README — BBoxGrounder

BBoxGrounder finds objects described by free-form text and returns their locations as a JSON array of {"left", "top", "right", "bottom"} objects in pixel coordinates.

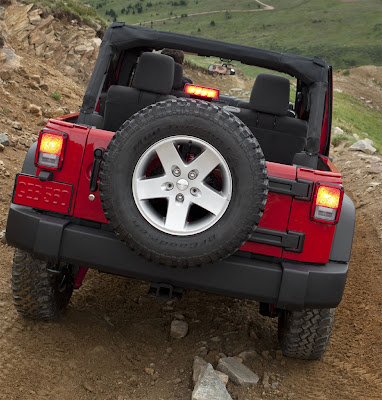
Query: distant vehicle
[
  {"left": 6, "top": 23, "right": 354, "bottom": 361},
  {"left": 208, "top": 63, "right": 236, "bottom": 75}
]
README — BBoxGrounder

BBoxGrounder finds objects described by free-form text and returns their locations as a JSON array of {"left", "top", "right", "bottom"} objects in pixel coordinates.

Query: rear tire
[
  {"left": 278, "top": 308, "right": 335, "bottom": 360},
  {"left": 11, "top": 249, "right": 74, "bottom": 321}
]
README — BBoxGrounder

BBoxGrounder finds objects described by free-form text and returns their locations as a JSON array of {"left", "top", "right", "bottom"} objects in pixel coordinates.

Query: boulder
[
  {"left": 193, "top": 356, "right": 208, "bottom": 385},
  {"left": 349, "top": 140, "right": 376, "bottom": 155},
  {"left": 192, "top": 364, "right": 232, "bottom": 400},
  {"left": 217, "top": 357, "right": 259, "bottom": 387}
]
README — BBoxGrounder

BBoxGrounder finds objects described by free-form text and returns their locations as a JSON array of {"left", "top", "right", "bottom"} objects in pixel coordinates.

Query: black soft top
[{"left": 79, "top": 23, "right": 330, "bottom": 156}]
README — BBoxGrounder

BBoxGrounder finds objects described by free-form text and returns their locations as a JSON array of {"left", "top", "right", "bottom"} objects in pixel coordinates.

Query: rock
[
  {"left": 369, "top": 164, "right": 382, "bottom": 174},
  {"left": 0, "top": 144, "right": 4, "bottom": 152},
  {"left": 0, "top": 7, "right": 5, "bottom": 21},
  {"left": 239, "top": 350, "right": 257, "bottom": 361},
  {"left": 369, "top": 182, "right": 381, "bottom": 187},
  {"left": 262, "top": 372, "right": 270, "bottom": 387},
  {"left": 0, "top": 231, "right": 6, "bottom": 244},
  {"left": 174, "top": 312, "right": 185, "bottom": 320},
  {"left": 74, "top": 45, "right": 89, "bottom": 55},
  {"left": 91, "top": 37, "right": 102, "bottom": 47},
  {"left": 170, "top": 320, "right": 188, "bottom": 339},
  {"left": 275, "top": 350, "right": 283, "bottom": 360},
  {"left": 29, "top": 81, "right": 40, "bottom": 90},
  {"left": 28, "top": 104, "right": 42, "bottom": 115},
  {"left": 216, "top": 371, "right": 229, "bottom": 386},
  {"left": 217, "top": 357, "right": 259, "bottom": 387},
  {"left": 349, "top": 140, "right": 376, "bottom": 155},
  {"left": 173, "top": 378, "right": 182, "bottom": 384},
  {"left": 83, "top": 381, "right": 96, "bottom": 393},
  {"left": 210, "top": 336, "right": 221, "bottom": 343},
  {"left": 262, "top": 350, "right": 272, "bottom": 360},
  {"left": 364, "top": 138, "right": 374, "bottom": 146},
  {"left": 29, "top": 30, "right": 46, "bottom": 46},
  {"left": 12, "top": 121, "right": 22, "bottom": 130},
  {"left": 192, "top": 364, "right": 232, "bottom": 400},
  {"left": 0, "top": 133, "right": 9, "bottom": 146},
  {"left": 144, "top": 367, "right": 155, "bottom": 376},
  {"left": 30, "top": 74, "right": 41, "bottom": 84},
  {"left": 334, "top": 127, "right": 344, "bottom": 135},
  {"left": 198, "top": 346, "right": 208, "bottom": 356},
  {"left": 39, "top": 82, "right": 48, "bottom": 90},
  {"left": 353, "top": 133, "right": 359, "bottom": 140},
  {"left": 44, "top": 108, "right": 64, "bottom": 118},
  {"left": 193, "top": 356, "right": 208, "bottom": 385}
]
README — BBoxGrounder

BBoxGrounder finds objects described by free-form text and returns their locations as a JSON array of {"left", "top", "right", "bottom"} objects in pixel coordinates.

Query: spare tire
[{"left": 100, "top": 99, "right": 268, "bottom": 267}]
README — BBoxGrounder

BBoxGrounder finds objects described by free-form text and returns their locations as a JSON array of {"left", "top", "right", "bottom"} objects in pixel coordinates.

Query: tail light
[
  {"left": 35, "top": 130, "right": 67, "bottom": 170},
  {"left": 184, "top": 84, "right": 219, "bottom": 99},
  {"left": 311, "top": 183, "right": 344, "bottom": 224}
]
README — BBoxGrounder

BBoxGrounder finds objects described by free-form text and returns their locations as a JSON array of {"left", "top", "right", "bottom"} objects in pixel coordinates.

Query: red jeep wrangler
[{"left": 6, "top": 23, "right": 355, "bottom": 360}]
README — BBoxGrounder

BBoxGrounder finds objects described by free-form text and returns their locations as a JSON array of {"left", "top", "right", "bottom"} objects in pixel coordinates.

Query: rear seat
[
  {"left": 103, "top": 52, "right": 176, "bottom": 132},
  {"left": 229, "top": 73, "right": 308, "bottom": 165}
]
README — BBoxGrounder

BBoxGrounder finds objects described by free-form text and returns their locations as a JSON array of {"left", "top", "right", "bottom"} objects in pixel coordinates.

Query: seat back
[
  {"left": 234, "top": 73, "right": 308, "bottom": 164},
  {"left": 103, "top": 53, "right": 175, "bottom": 132}
]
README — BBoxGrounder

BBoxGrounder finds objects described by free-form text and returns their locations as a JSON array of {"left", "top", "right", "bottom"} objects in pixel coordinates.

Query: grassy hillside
[
  {"left": 332, "top": 91, "right": 382, "bottom": 152},
  {"left": 82, "top": 0, "right": 382, "bottom": 69}
]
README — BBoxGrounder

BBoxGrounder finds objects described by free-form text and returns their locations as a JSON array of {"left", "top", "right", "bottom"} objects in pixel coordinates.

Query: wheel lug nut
[
  {"left": 173, "top": 167, "right": 181, "bottom": 177},
  {"left": 176, "top": 193, "right": 184, "bottom": 202},
  {"left": 188, "top": 170, "right": 198, "bottom": 180}
]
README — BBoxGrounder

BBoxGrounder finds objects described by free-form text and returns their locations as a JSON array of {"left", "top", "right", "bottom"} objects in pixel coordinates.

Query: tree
[{"left": 210, "top": 20, "right": 215, "bottom": 27}]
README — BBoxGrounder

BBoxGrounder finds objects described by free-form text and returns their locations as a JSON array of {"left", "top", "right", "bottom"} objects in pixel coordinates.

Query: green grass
[
  {"left": 82, "top": 0, "right": 382, "bottom": 69},
  {"left": 52, "top": 90, "right": 62, "bottom": 101},
  {"left": 332, "top": 91, "right": 382, "bottom": 151}
]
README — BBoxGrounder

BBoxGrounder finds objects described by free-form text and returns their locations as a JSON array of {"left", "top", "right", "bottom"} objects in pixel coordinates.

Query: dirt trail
[
  {"left": 137, "top": 0, "right": 274, "bottom": 26},
  {"left": 1, "top": 4, "right": 382, "bottom": 399}
]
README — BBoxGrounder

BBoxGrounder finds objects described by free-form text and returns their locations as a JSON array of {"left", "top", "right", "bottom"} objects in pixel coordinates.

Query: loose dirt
[{"left": 1, "top": 6, "right": 382, "bottom": 399}]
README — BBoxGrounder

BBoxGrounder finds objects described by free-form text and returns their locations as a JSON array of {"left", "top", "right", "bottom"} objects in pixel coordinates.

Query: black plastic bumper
[{"left": 5, "top": 204, "right": 348, "bottom": 310}]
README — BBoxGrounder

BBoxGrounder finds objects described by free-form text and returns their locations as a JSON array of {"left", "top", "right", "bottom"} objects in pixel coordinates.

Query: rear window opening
[{"left": 83, "top": 46, "right": 330, "bottom": 170}]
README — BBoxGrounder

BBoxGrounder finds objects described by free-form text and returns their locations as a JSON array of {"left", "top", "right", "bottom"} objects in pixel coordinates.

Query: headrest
[
  {"left": 173, "top": 62, "right": 184, "bottom": 90},
  {"left": 132, "top": 52, "right": 175, "bottom": 94},
  {"left": 250, "top": 73, "right": 290, "bottom": 116}
]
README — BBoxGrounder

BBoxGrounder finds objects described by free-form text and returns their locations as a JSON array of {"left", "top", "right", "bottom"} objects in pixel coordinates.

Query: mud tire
[
  {"left": 278, "top": 308, "right": 336, "bottom": 360},
  {"left": 11, "top": 249, "right": 74, "bottom": 321}
]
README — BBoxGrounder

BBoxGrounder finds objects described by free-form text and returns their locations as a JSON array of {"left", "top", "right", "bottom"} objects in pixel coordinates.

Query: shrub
[{"left": 52, "top": 91, "right": 62, "bottom": 101}]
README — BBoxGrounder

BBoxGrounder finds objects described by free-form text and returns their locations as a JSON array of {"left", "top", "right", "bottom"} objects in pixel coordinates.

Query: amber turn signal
[
  {"left": 311, "top": 183, "right": 344, "bottom": 224},
  {"left": 35, "top": 130, "right": 67, "bottom": 170},
  {"left": 40, "top": 133, "right": 64, "bottom": 156}
]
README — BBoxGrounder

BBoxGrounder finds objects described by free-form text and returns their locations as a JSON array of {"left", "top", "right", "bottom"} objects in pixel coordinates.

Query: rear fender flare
[
  {"left": 329, "top": 194, "right": 355, "bottom": 263},
  {"left": 21, "top": 142, "right": 38, "bottom": 175}
]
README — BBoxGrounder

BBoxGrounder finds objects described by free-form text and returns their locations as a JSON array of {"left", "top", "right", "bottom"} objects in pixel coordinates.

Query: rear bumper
[{"left": 5, "top": 204, "right": 348, "bottom": 310}]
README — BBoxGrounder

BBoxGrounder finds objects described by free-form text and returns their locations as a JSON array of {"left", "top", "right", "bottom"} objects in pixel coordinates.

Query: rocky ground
[{"left": 1, "top": 2, "right": 382, "bottom": 399}]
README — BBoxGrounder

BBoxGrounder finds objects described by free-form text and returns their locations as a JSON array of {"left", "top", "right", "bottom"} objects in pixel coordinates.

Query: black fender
[
  {"left": 329, "top": 194, "right": 355, "bottom": 263},
  {"left": 21, "top": 142, "right": 37, "bottom": 175}
]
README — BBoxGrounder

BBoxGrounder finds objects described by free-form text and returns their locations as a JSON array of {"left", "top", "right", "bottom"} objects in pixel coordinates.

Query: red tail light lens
[
  {"left": 184, "top": 84, "right": 219, "bottom": 99},
  {"left": 311, "top": 183, "right": 344, "bottom": 224},
  {"left": 35, "top": 130, "right": 67, "bottom": 170}
]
